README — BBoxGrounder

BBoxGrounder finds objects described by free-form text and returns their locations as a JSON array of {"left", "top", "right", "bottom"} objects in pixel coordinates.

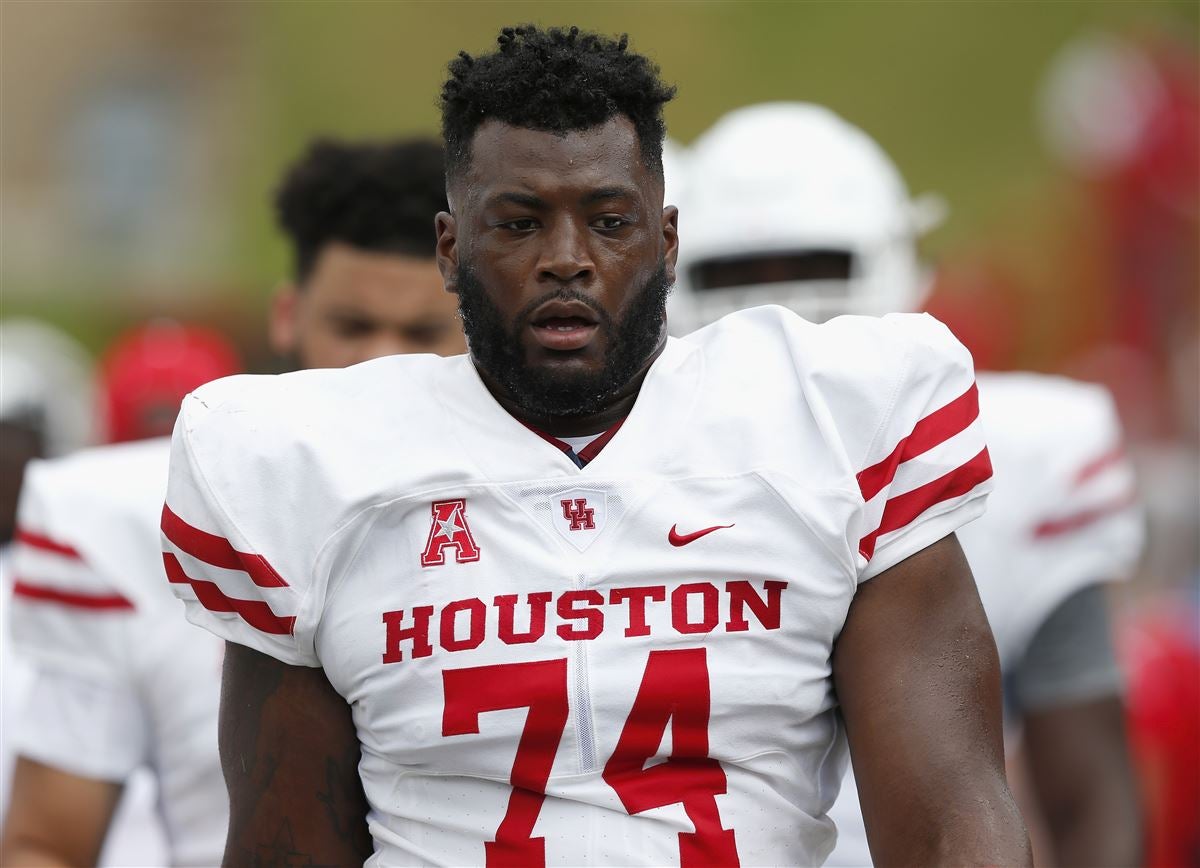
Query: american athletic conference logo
[
  {"left": 420, "top": 499, "right": 481, "bottom": 567},
  {"left": 551, "top": 487, "right": 607, "bottom": 552}
]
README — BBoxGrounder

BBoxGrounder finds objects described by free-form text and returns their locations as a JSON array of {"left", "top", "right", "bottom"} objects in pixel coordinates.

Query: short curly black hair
[
  {"left": 441, "top": 25, "right": 676, "bottom": 183},
  {"left": 274, "top": 138, "right": 447, "bottom": 283}
]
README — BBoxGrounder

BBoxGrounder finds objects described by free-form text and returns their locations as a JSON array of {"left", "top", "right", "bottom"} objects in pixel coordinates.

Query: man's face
[
  {"left": 270, "top": 242, "right": 466, "bottom": 370},
  {"left": 436, "top": 116, "right": 678, "bottom": 417}
]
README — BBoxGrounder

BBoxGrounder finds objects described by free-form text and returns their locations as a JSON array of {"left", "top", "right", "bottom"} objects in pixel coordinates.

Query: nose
[{"left": 537, "top": 218, "right": 593, "bottom": 284}]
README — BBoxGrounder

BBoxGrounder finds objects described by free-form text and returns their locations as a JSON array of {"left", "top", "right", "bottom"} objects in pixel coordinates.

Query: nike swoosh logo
[{"left": 668, "top": 523, "right": 734, "bottom": 547}]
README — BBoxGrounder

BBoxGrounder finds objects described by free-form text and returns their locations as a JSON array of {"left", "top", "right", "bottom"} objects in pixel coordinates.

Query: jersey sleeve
[
  {"left": 1026, "top": 387, "right": 1143, "bottom": 590},
  {"left": 161, "top": 386, "right": 320, "bottom": 667},
  {"left": 850, "top": 314, "right": 993, "bottom": 581},
  {"left": 9, "top": 462, "right": 150, "bottom": 780},
  {"left": 1006, "top": 384, "right": 1144, "bottom": 655},
  {"left": 14, "top": 670, "right": 149, "bottom": 782},
  {"left": 1008, "top": 584, "right": 1124, "bottom": 713}
]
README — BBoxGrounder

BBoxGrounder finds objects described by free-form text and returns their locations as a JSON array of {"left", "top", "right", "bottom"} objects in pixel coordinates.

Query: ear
[
  {"left": 268, "top": 284, "right": 301, "bottom": 357},
  {"left": 662, "top": 204, "right": 680, "bottom": 287},
  {"left": 435, "top": 211, "right": 460, "bottom": 295}
]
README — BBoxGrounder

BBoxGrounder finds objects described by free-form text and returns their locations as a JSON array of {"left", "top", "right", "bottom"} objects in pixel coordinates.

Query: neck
[{"left": 475, "top": 333, "right": 666, "bottom": 437}]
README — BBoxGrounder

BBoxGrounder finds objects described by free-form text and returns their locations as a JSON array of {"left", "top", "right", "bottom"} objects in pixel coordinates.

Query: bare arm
[
  {"left": 1024, "top": 695, "right": 1140, "bottom": 866},
  {"left": 219, "top": 641, "right": 372, "bottom": 866},
  {"left": 1009, "top": 584, "right": 1140, "bottom": 866},
  {"left": 833, "top": 533, "right": 1031, "bottom": 866},
  {"left": 0, "top": 757, "right": 122, "bottom": 867}
]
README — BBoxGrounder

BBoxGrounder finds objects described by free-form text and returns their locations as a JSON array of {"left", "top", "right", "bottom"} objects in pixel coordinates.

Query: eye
[
  {"left": 499, "top": 218, "right": 538, "bottom": 232},
  {"left": 403, "top": 324, "right": 449, "bottom": 347},
  {"left": 592, "top": 215, "right": 628, "bottom": 231},
  {"left": 332, "top": 318, "right": 374, "bottom": 338}
]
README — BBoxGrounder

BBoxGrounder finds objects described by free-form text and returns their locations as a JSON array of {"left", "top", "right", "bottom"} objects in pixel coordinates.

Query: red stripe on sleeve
[
  {"left": 161, "top": 505, "right": 288, "bottom": 589},
  {"left": 859, "top": 447, "right": 993, "bottom": 561},
  {"left": 163, "top": 553, "right": 295, "bottom": 636},
  {"left": 857, "top": 383, "right": 981, "bottom": 503},
  {"left": 15, "top": 528, "right": 84, "bottom": 561},
  {"left": 1072, "top": 446, "right": 1127, "bottom": 488},
  {"left": 1033, "top": 490, "right": 1138, "bottom": 539},
  {"left": 12, "top": 579, "right": 134, "bottom": 611}
]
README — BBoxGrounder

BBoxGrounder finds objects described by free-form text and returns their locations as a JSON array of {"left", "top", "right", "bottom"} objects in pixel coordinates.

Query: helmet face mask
[{"left": 669, "top": 102, "right": 941, "bottom": 334}]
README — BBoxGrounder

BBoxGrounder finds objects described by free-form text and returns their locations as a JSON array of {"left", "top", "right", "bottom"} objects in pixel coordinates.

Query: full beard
[{"left": 456, "top": 260, "right": 672, "bottom": 420}]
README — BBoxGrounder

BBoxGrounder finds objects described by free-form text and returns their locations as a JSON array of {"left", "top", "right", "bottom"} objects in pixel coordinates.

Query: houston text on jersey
[{"left": 382, "top": 580, "right": 789, "bottom": 664}]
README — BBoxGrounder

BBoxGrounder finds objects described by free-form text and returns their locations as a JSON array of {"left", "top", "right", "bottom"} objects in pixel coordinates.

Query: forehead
[
  {"left": 306, "top": 244, "right": 448, "bottom": 314},
  {"left": 460, "top": 116, "right": 654, "bottom": 205}
]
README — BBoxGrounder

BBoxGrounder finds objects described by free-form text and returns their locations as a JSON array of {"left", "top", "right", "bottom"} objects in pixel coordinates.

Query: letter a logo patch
[{"left": 420, "top": 499, "right": 481, "bottom": 567}]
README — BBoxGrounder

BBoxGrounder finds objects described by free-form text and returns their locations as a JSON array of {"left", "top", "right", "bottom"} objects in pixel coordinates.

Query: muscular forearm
[
  {"left": 915, "top": 775, "right": 1032, "bottom": 867},
  {"left": 0, "top": 837, "right": 77, "bottom": 868},
  {"left": 857, "top": 757, "right": 1031, "bottom": 867},
  {"left": 0, "top": 758, "right": 120, "bottom": 867},
  {"left": 1027, "top": 699, "right": 1142, "bottom": 867},
  {"left": 837, "top": 535, "right": 1032, "bottom": 867},
  {"left": 1047, "top": 804, "right": 1141, "bottom": 868},
  {"left": 220, "top": 642, "right": 373, "bottom": 866}
]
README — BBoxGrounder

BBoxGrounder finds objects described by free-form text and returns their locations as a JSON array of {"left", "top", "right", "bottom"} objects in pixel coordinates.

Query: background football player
[
  {"left": 0, "top": 136, "right": 463, "bottom": 866},
  {"left": 671, "top": 102, "right": 1144, "bottom": 867},
  {"left": 162, "top": 26, "right": 1030, "bottom": 866}
]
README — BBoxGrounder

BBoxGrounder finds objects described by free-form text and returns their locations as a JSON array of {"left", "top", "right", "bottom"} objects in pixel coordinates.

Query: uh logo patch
[{"left": 551, "top": 487, "right": 607, "bottom": 552}]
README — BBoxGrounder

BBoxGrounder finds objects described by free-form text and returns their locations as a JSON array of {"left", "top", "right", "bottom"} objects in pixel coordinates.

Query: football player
[
  {"left": 0, "top": 137, "right": 460, "bottom": 866},
  {"left": 672, "top": 102, "right": 1144, "bottom": 866},
  {"left": 163, "top": 26, "right": 1030, "bottom": 866}
]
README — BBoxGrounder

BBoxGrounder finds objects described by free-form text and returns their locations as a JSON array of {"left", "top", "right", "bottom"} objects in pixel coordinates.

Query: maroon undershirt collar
[{"left": 520, "top": 417, "right": 627, "bottom": 468}]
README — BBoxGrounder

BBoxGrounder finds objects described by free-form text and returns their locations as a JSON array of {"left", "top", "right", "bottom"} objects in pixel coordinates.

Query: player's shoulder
[
  {"left": 16, "top": 437, "right": 173, "bottom": 609},
  {"left": 683, "top": 306, "right": 974, "bottom": 438},
  {"left": 684, "top": 305, "right": 970, "bottom": 382},
  {"left": 169, "top": 354, "right": 461, "bottom": 584},
  {"left": 182, "top": 353, "right": 444, "bottom": 436},
  {"left": 976, "top": 371, "right": 1121, "bottom": 461},
  {"left": 178, "top": 354, "right": 454, "bottom": 470},
  {"left": 22, "top": 436, "right": 171, "bottom": 528},
  {"left": 26, "top": 435, "right": 170, "bottom": 491},
  {"left": 679, "top": 306, "right": 982, "bottom": 501},
  {"left": 165, "top": 358, "right": 454, "bottom": 668},
  {"left": 978, "top": 371, "right": 1117, "bottom": 426}
]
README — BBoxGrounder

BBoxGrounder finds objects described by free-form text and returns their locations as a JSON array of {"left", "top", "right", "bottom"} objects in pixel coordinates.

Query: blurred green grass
[
  {"left": 3, "top": 0, "right": 1194, "bottom": 356},
  {"left": 235, "top": 0, "right": 1192, "bottom": 282}
]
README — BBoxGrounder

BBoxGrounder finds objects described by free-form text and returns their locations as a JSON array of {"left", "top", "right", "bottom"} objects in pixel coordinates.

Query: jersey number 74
[{"left": 442, "top": 647, "right": 741, "bottom": 867}]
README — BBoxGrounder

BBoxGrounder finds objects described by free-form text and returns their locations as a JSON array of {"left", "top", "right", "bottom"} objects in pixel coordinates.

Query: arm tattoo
[
  {"left": 316, "top": 739, "right": 369, "bottom": 844},
  {"left": 220, "top": 643, "right": 373, "bottom": 865}
]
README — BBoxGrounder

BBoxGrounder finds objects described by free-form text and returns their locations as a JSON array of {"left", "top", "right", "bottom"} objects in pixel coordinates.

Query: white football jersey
[
  {"left": 163, "top": 306, "right": 992, "bottom": 867},
  {"left": 10, "top": 438, "right": 226, "bottom": 866},
  {"left": 826, "top": 372, "right": 1144, "bottom": 867},
  {"left": 3, "top": 553, "right": 167, "bottom": 868}
]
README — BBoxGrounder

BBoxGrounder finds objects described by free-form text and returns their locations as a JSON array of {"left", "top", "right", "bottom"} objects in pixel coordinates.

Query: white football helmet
[
  {"left": 670, "top": 102, "right": 945, "bottom": 334},
  {"left": 661, "top": 136, "right": 689, "bottom": 213},
  {"left": 0, "top": 318, "right": 96, "bottom": 456}
]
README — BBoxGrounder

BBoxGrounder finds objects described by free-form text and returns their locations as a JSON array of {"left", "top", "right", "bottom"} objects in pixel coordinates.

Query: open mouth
[{"left": 528, "top": 300, "right": 600, "bottom": 351}]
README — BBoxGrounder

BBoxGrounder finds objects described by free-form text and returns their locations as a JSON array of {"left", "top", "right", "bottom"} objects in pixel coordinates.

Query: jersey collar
[
  {"left": 520, "top": 418, "right": 627, "bottom": 468},
  {"left": 437, "top": 337, "right": 702, "bottom": 482}
]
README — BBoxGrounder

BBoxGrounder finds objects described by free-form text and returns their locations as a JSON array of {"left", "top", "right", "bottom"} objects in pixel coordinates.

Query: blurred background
[
  {"left": 1, "top": 2, "right": 1194, "bottom": 365},
  {"left": 1, "top": 0, "right": 1196, "bottom": 863},
  {"left": 5, "top": 0, "right": 1195, "bottom": 576}
]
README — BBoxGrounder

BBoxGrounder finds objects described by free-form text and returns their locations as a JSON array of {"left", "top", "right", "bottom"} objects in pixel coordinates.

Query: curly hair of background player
[{"left": 274, "top": 139, "right": 448, "bottom": 282}]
